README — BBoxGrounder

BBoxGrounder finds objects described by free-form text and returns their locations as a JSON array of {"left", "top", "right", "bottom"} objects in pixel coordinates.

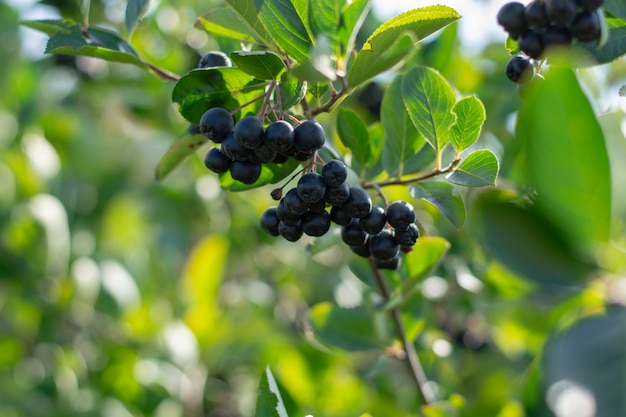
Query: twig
[
  {"left": 362, "top": 158, "right": 461, "bottom": 190},
  {"left": 145, "top": 63, "right": 180, "bottom": 82}
]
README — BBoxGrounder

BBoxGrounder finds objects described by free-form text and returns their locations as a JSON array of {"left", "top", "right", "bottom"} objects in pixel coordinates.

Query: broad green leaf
[
  {"left": 402, "top": 66, "right": 456, "bottom": 158},
  {"left": 542, "top": 307, "right": 626, "bottom": 417},
  {"left": 125, "top": 0, "right": 151, "bottom": 37},
  {"left": 516, "top": 67, "right": 611, "bottom": 244},
  {"left": 308, "top": 302, "right": 384, "bottom": 351},
  {"left": 225, "top": 0, "right": 274, "bottom": 46},
  {"left": 347, "top": 5, "right": 460, "bottom": 87},
  {"left": 19, "top": 19, "right": 74, "bottom": 36},
  {"left": 310, "top": 0, "right": 344, "bottom": 50},
  {"left": 291, "top": 0, "right": 315, "bottom": 44},
  {"left": 278, "top": 72, "right": 307, "bottom": 110},
  {"left": 338, "top": 0, "right": 370, "bottom": 58},
  {"left": 336, "top": 108, "right": 370, "bottom": 174},
  {"left": 171, "top": 68, "right": 266, "bottom": 124},
  {"left": 219, "top": 159, "right": 299, "bottom": 191},
  {"left": 410, "top": 181, "right": 465, "bottom": 227},
  {"left": 230, "top": 51, "right": 286, "bottom": 80},
  {"left": 447, "top": 149, "right": 498, "bottom": 187},
  {"left": 605, "top": 0, "right": 626, "bottom": 21},
  {"left": 194, "top": 8, "right": 256, "bottom": 43},
  {"left": 254, "top": 0, "right": 313, "bottom": 63},
  {"left": 401, "top": 237, "right": 450, "bottom": 294},
  {"left": 255, "top": 366, "right": 289, "bottom": 417},
  {"left": 381, "top": 74, "right": 426, "bottom": 177},
  {"left": 155, "top": 131, "right": 208, "bottom": 182},
  {"left": 449, "top": 96, "right": 486, "bottom": 153}
]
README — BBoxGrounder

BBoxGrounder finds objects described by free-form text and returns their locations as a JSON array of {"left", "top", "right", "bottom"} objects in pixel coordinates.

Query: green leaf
[
  {"left": 254, "top": 366, "right": 289, "bottom": 417},
  {"left": 347, "top": 5, "right": 460, "bottom": 87},
  {"left": 224, "top": 0, "right": 274, "bottom": 46},
  {"left": 219, "top": 159, "right": 299, "bottom": 191},
  {"left": 229, "top": 51, "right": 286, "bottom": 80},
  {"left": 575, "top": 22, "right": 626, "bottom": 64},
  {"left": 310, "top": 0, "right": 345, "bottom": 49},
  {"left": 505, "top": 36, "right": 520, "bottom": 55},
  {"left": 381, "top": 74, "right": 426, "bottom": 177},
  {"left": 308, "top": 302, "right": 384, "bottom": 351},
  {"left": 155, "top": 132, "right": 208, "bottom": 182},
  {"left": 19, "top": 19, "right": 74, "bottom": 36},
  {"left": 449, "top": 96, "right": 486, "bottom": 153},
  {"left": 336, "top": 108, "right": 370, "bottom": 174},
  {"left": 402, "top": 66, "right": 456, "bottom": 156},
  {"left": 338, "top": 0, "right": 370, "bottom": 58},
  {"left": 447, "top": 149, "right": 499, "bottom": 187},
  {"left": 410, "top": 181, "right": 465, "bottom": 227},
  {"left": 516, "top": 66, "right": 611, "bottom": 244},
  {"left": 254, "top": 0, "right": 313, "bottom": 63},
  {"left": 125, "top": 0, "right": 151, "bottom": 37},
  {"left": 171, "top": 68, "right": 267, "bottom": 124},
  {"left": 365, "top": 122, "right": 384, "bottom": 180},
  {"left": 291, "top": 0, "right": 316, "bottom": 45},
  {"left": 194, "top": 8, "right": 256, "bottom": 43},
  {"left": 278, "top": 72, "right": 307, "bottom": 110},
  {"left": 401, "top": 237, "right": 450, "bottom": 293},
  {"left": 605, "top": 0, "right": 626, "bottom": 21}
]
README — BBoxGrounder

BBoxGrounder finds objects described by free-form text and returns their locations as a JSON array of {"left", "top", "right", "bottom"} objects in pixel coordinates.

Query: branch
[
  {"left": 146, "top": 62, "right": 181, "bottom": 82},
  {"left": 305, "top": 86, "right": 349, "bottom": 120},
  {"left": 362, "top": 158, "right": 461, "bottom": 190}
]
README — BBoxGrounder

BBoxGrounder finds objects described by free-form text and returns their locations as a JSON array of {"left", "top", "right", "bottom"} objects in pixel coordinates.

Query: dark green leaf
[
  {"left": 224, "top": 0, "right": 274, "bottom": 46},
  {"left": 365, "top": 122, "right": 384, "bottom": 180},
  {"left": 605, "top": 0, "right": 626, "bottom": 21},
  {"left": 516, "top": 66, "right": 611, "bottom": 244},
  {"left": 254, "top": 366, "right": 289, "bottom": 417},
  {"left": 309, "top": 302, "right": 384, "bottom": 351},
  {"left": 194, "top": 8, "right": 256, "bottom": 43},
  {"left": 347, "top": 5, "right": 460, "bottom": 87},
  {"left": 171, "top": 68, "right": 267, "bottom": 124},
  {"left": 447, "top": 149, "right": 498, "bottom": 187},
  {"left": 575, "top": 22, "right": 626, "bottom": 64},
  {"left": 310, "top": 0, "right": 345, "bottom": 49},
  {"left": 278, "top": 72, "right": 307, "bottom": 110},
  {"left": 291, "top": 0, "right": 315, "bottom": 44},
  {"left": 381, "top": 74, "right": 426, "bottom": 177},
  {"left": 337, "top": 0, "right": 370, "bottom": 58},
  {"left": 450, "top": 96, "right": 486, "bottom": 153},
  {"left": 19, "top": 19, "right": 74, "bottom": 36},
  {"left": 336, "top": 108, "right": 370, "bottom": 174},
  {"left": 254, "top": 0, "right": 313, "bottom": 63},
  {"left": 219, "top": 159, "right": 299, "bottom": 191},
  {"left": 125, "top": 0, "right": 151, "bottom": 37},
  {"left": 155, "top": 132, "right": 208, "bottom": 182},
  {"left": 410, "top": 181, "right": 465, "bottom": 227},
  {"left": 230, "top": 51, "right": 286, "bottom": 80}
]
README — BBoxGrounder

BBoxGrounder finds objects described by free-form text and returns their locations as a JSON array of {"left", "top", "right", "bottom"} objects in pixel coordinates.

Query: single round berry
[
  {"left": 297, "top": 172, "right": 327, "bottom": 204},
  {"left": 360, "top": 206, "right": 387, "bottom": 235},
  {"left": 199, "top": 108, "right": 234, "bottom": 143},
  {"left": 525, "top": 1, "right": 550, "bottom": 29},
  {"left": 198, "top": 51, "right": 232, "bottom": 68},
  {"left": 272, "top": 153, "right": 290, "bottom": 164},
  {"left": 518, "top": 31, "right": 544, "bottom": 59},
  {"left": 341, "top": 220, "right": 368, "bottom": 246},
  {"left": 394, "top": 223, "right": 420, "bottom": 246},
  {"left": 369, "top": 230, "right": 400, "bottom": 261},
  {"left": 277, "top": 200, "right": 300, "bottom": 226},
  {"left": 322, "top": 159, "right": 348, "bottom": 187},
  {"left": 309, "top": 199, "right": 327, "bottom": 213},
  {"left": 293, "top": 120, "right": 326, "bottom": 153},
  {"left": 386, "top": 201, "right": 416, "bottom": 231},
  {"left": 575, "top": 0, "right": 604, "bottom": 12},
  {"left": 278, "top": 221, "right": 303, "bottom": 242},
  {"left": 234, "top": 116, "right": 264, "bottom": 149},
  {"left": 221, "top": 132, "right": 251, "bottom": 161},
  {"left": 283, "top": 188, "right": 309, "bottom": 216},
  {"left": 350, "top": 239, "right": 371, "bottom": 258},
  {"left": 330, "top": 205, "right": 352, "bottom": 226},
  {"left": 374, "top": 255, "right": 400, "bottom": 270},
  {"left": 253, "top": 141, "right": 278, "bottom": 163},
  {"left": 260, "top": 207, "right": 280, "bottom": 236},
  {"left": 571, "top": 11, "right": 601, "bottom": 42},
  {"left": 204, "top": 147, "right": 232, "bottom": 174},
  {"left": 301, "top": 211, "right": 331, "bottom": 237},
  {"left": 293, "top": 151, "right": 314, "bottom": 162},
  {"left": 265, "top": 120, "right": 295, "bottom": 153},
  {"left": 341, "top": 187, "right": 372, "bottom": 219},
  {"left": 230, "top": 160, "right": 261, "bottom": 184},
  {"left": 323, "top": 182, "right": 350, "bottom": 206},
  {"left": 505, "top": 56, "right": 534, "bottom": 84},
  {"left": 543, "top": 26, "right": 573, "bottom": 49},
  {"left": 497, "top": 2, "right": 527, "bottom": 39},
  {"left": 546, "top": 0, "right": 578, "bottom": 26}
]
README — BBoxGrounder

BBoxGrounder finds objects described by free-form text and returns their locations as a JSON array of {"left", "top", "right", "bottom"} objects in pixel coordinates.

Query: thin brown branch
[
  {"left": 305, "top": 87, "right": 349, "bottom": 120},
  {"left": 146, "top": 63, "right": 180, "bottom": 82},
  {"left": 362, "top": 158, "right": 461, "bottom": 190}
]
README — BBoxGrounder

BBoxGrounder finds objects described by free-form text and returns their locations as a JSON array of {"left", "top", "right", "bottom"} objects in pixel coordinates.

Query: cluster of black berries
[
  {"left": 497, "top": 0, "right": 604, "bottom": 83},
  {"left": 260, "top": 160, "right": 420, "bottom": 270},
  {"left": 201, "top": 109, "right": 326, "bottom": 184}
]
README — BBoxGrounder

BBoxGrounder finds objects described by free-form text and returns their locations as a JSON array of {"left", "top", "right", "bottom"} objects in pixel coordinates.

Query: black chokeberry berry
[
  {"left": 394, "top": 223, "right": 420, "bottom": 246},
  {"left": 277, "top": 200, "right": 300, "bottom": 226},
  {"left": 230, "top": 160, "right": 261, "bottom": 184},
  {"left": 221, "top": 132, "right": 251, "bottom": 161},
  {"left": 283, "top": 188, "right": 309, "bottom": 216},
  {"left": 309, "top": 199, "right": 327, "bottom": 213},
  {"left": 199, "top": 107, "right": 234, "bottom": 143},
  {"left": 369, "top": 230, "right": 400, "bottom": 261},
  {"left": 297, "top": 172, "right": 326, "bottom": 204},
  {"left": 571, "top": 11, "right": 601, "bottom": 42},
  {"left": 518, "top": 31, "right": 545, "bottom": 59},
  {"left": 253, "top": 141, "right": 278, "bottom": 163},
  {"left": 198, "top": 51, "right": 232, "bottom": 68},
  {"left": 341, "top": 220, "right": 368, "bottom": 246},
  {"left": 497, "top": 2, "right": 527, "bottom": 39},
  {"left": 204, "top": 147, "right": 232, "bottom": 174},
  {"left": 374, "top": 255, "right": 400, "bottom": 270},
  {"left": 323, "top": 182, "right": 350, "bottom": 206},
  {"left": 575, "top": 0, "right": 604, "bottom": 12},
  {"left": 301, "top": 211, "right": 331, "bottom": 237},
  {"left": 272, "top": 153, "right": 290, "bottom": 164},
  {"left": 386, "top": 201, "right": 416, "bottom": 231},
  {"left": 260, "top": 207, "right": 280, "bottom": 236},
  {"left": 350, "top": 239, "right": 371, "bottom": 258},
  {"left": 525, "top": 1, "right": 550, "bottom": 29},
  {"left": 265, "top": 120, "right": 295, "bottom": 153},
  {"left": 360, "top": 206, "right": 387, "bottom": 235},
  {"left": 505, "top": 56, "right": 534, "bottom": 84},
  {"left": 543, "top": 26, "right": 573, "bottom": 49},
  {"left": 342, "top": 187, "right": 372, "bottom": 219},
  {"left": 293, "top": 120, "right": 326, "bottom": 153},
  {"left": 546, "top": 0, "right": 578, "bottom": 26},
  {"left": 330, "top": 205, "right": 352, "bottom": 226},
  {"left": 278, "top": 221, "right": 303, "bottom": 242},
  {"left": 322, "top": 159, "right": 348, "bottom": 187},
  {"left": 234, "top": 116, "right": 264, "bottom": 149}
]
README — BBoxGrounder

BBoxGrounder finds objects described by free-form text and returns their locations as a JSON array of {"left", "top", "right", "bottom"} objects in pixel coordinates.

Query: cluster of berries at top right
[{"left": 497, "top": 0, "right": 604, "bottom": 83}]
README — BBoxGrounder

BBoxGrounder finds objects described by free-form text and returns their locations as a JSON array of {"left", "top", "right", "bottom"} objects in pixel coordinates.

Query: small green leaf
[
  {"left": 255, "top": 366, "right": 289, "bottom": 417},
  {"left": 336, "top": 108, "right": 370, "bottom": 174},
  {"left": 171, "top": 68, "right": 267, "bottom": 124},
  {"left": 605, "top": 0, "right": 626, "bottom": 21},
  {"left": 401, "top": 237, "right": 450, "bottom": 293},
  {"left": 194, "top": 8, "right": 256, "bottom": 43},
  {"left": 402, "top": 66, "right": 456, "bottom": 155},
  {"left": 155, "top": 132, "right": 208, "bottom": 182},
  {"left": 410, "top": 181, "right": 465, "bottom": 227},
  {"left": 19, "top": 19, "right": 75, "bottom": 36},
  {"left": 125, "top": 0, "right": 151, "bottom": 38},
  {"left": 224, "top": 0, "right": 274, "bottom": 46},
  {"left": 450, "top": 96, "right": 486, "bottom": 153},
  {"left": 505, "top": 36, "right": 520, "bottom": 55},
  {"left": 278, "top": 72, "right": 307, "bottom": 110},
  {"left": 447, "top": 149, "right": 499, "bottom": 187},
  {"left": 230, "top": 51, "right": 286, "bottom": 80},
  {"left": 309, "top": 302, "right": 384, "bottom": 351},
  {"left": 219, "top": 159, "right": 299, "bottom": 191},
  {"left": 347, "top": 5, "right": 460, "bottom": 87}
]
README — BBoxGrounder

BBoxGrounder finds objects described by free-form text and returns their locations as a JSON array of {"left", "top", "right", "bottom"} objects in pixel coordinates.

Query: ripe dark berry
[
  {"left": 505, "top": 56, "right": 534, "bottom": 84},
  {"left": 199, "top": 108, "right": 234, "bottom": 143},
  {"left": 221, "top": 132, "right": 251, "bottom": 161},
  {"left": 297, "top": 172, "right": 326, "bottom": 204},
  {"left": 546, "top": 0, "right": 577, "bottom": 26},
  {"left": 277, "top": 200, "right": 300, "bottom": 226},
  {"left": 394, "top": 223, "right": 420, "bottom": 246},
  {"left": 293, "top": 151, "right": 314, "bottom": 162},
  {"left": 575, "top": 0, "right": 604, "bottom": 12},
  {"left": 309, "top": 199, "right": 327, "bottom": 213},
  {"left": 341, "top": 220, "right": 367, "bottom": 246},
  {"left": 360, "top": 206, "right": 387, "bottom": 235},
  {"left": 265, "top": 120, "right": 294, "bottom": 153},
  {"left": 278, "top": 221, "right": 303, "bottom": 242},
  {"left": 374, "top": 255, "right": 400, "bottom": 270},
  {"left": 571, "top": 11, "right": 601, "bottom": 42},
  {"left": 234, "top": 116, "right": 264, "bottom": 149},
  {"left": 283, "top": 188, "right": 309, "bottom": 216},
  {"left": 188, "top": 124, "right": 201, "bottom": 135},
  {"left": 525, "top": 1, "right": 550, "bottom": 29},
  {"left": 497, "top": 2, "right": 527, "bottom": 39},
  {"left": 260, "top": 207, "right": 280, "bottom": 236},
  {"left": 198, "top": 51, "right": 232, "bottom": 68},
  {"left": 323, "top": 182, "right": 350, "bottom": 206},
  {"left": 322, "top": 159, "right": 348, "bottom": 187},
  {"left": 293, "top": 120, "right": 326, "bottom": 153},
  {"left": 253, "top": 141, "right": 278, "bottom": 163},
  {"left": 350, "top": 239, "right": 371, "bottom": 258},
  {"left": 330, "top": 205, "right": 352, "bottom": 226},
  {"left": 230, "top": 160, "right": 261, "bottom": 184},
  {"left": 518, "top": 31, "right": 544, "bottom": 59},
  {"left": 272, "top": 153, "right": 290, "bottom": 164},
  {"left": 204, "top": 147, "right": 232, "bottom": 174},
  {"left": 368, "top": 230, "right": 400, "bottom": 261},
  {"left": 301, "top": 211, "right": 331, "bottom": 237},
  {"left": 543, "top": 26, "right": 573, "bottom": 49},
  {"left": 386, "top": 201, "right": 416, "bottom": 231},
  {"left": 342, "top": 187, "right": 372, "bottom": 219}
]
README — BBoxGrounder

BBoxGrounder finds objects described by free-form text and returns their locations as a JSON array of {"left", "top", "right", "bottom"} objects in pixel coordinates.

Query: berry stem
[
  {"left": 368, "top": 258, "right": 436, "bottom": 405},
  {"left": 362, "top": 158, "right": 461, "bottom": 190}
]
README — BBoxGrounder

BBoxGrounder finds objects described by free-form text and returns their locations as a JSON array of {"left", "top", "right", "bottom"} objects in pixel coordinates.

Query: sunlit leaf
[
  {"left": 155, "top": 131, "right": 208, "bottom": 182},
  {"left": 447, "top": 149, "right": 498, "bottom": 187},
  {"left": 230, "top": 50, "right": 286, "bottom": 80},
  {"left": 19, "top": 19, "right": 74, "bottom": 36},
  {"left": 255, "top": 366, "right": 289, "bottom": 417},
  {"left": 336, "top": 108, "right": 370, "bottom": 171},
  {"left": 224, "top": 0, "right": 274, "bottom": 46},
  {"left": 338, "top": 0, "right": 370, "bottom": 58},
  {"left": 310, "top": 0, "right": 345, "bottom": 49},
  {"left": 605, "top": 0, "right": 626, "bottom": 21},
  {"left": 194, "top": 8, "right": 256, "bottom": 43},
  {"left": 401, "top": 237, "right": 450, "bottom": 295},
  {"left": 125, "top": 0, "right": 151, "bottom": 37},
  {"left": 449, "top": 96, "right": 486, "bottom": 153},
  {"left": 410, "top": 181, "right": 465, "bottom": 227}
]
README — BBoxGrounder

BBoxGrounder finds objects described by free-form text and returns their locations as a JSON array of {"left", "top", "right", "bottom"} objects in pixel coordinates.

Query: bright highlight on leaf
[
  {"left": 450, "top": 96, "right": 486, "bottom": 153},
  {"left": 229, "top": 51, "right": 286, "bottom": 80},
  {"left": 447, "top": 149, "right": 498, "bottom": 187},
  {"left": 255, "top": 366, "right": 290, "bottom": 417},
  {"left": 125, "top": 0, "right": 151, "bottom": 38}
]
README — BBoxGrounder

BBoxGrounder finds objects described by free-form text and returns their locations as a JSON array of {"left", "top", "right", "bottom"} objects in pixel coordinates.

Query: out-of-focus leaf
[
  {"left": 219, "top": 159, "right": 299, "bottom": 191},
  {"left": 125, "top": 0, "right": 151, "bottom": 37},
  {"left": 336, "top": 108, "right": 370, "bottom": 174},
  {"left": 575, "top": 21, "right": 626, "bottom": 64},
  {"left": 224, "top": 0, "right": 274, "bottom": 45},
  {"left": 365, "top": 122, "right": 384, "bottom": 180},
  {"left": 194, "top": 8, "right": 256, "bottom": 43},
  {"left": 411, "top": 181, "right": 465, "bottom": 228},
  {"left": 230, "top": 50, "right": 286, "bottom": 80},
  {"left": 403, "top": 237, "right": 451, "bottom": 286},
  {"left": 19, "top": 19, "right": 74, "bottom": 36},
  {"left": 505, "top": 36, "right": 520, "bottom": 55},
  {"left": 447, "top": 149, "right": 499, "bottom": 187},
  {"left": 155, "top": 132, "right": 208, "bottom": 182},
  {"left": 278, "top": 72, "right": 307, "bottom": 110},
  {"left": 337, "top": 0, "right": 370, "bottom": 57},
  {"left": 310, "top": 0, "right": 345, "bottom": 49},
  {"left": 605, "top": 0, "right": 626, "bottom": 22},
  {"left": 449, "top": 96, "right": 486, "bottom": 154},
  {"left": 255, "top": 366, "right": 289, "bottom": 417}
]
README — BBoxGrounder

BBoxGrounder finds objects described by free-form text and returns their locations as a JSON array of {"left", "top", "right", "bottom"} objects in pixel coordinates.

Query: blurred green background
[{"left": 2, "top": 1, "right": 626, "bottom": 416}]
